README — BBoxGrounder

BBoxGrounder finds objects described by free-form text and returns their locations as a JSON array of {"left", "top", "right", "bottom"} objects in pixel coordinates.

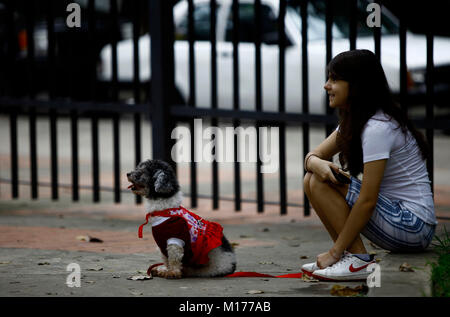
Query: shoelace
[{"left": 326, "top": 254, "right": 353, "bottom": 270}]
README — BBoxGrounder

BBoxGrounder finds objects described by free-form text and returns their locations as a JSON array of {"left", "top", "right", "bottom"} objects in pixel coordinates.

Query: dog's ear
[{"left": 153, "top": 170, "right": 174, "bottom": 194}]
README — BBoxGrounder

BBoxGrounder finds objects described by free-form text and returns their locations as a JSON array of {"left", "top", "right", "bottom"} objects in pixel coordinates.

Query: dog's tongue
[{"left": 128, "top": 184, "right": 134, "bottom": 189}]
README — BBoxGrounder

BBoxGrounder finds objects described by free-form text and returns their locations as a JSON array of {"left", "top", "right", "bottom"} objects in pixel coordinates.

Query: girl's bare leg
[
  {"left": 304, "top": 172, "right": 338, "bottom": 242},
  {"left": 304, "top": 172, "right": 367, "bottom": 254}
]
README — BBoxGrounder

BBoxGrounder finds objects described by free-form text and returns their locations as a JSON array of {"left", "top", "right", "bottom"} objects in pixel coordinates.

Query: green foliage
[{"left": 430, "top": 226, "right": 450, "bottom": 297}]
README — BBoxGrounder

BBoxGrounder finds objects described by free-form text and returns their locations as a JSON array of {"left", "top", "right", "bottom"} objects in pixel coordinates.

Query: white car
[{"left": 98, "top": 0, "right": 450, "bottom": 114}]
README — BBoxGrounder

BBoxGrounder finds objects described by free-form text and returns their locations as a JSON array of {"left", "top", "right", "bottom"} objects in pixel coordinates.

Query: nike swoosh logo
[{"left": 349, "top": 263, "right": 370, "bottom": 272}]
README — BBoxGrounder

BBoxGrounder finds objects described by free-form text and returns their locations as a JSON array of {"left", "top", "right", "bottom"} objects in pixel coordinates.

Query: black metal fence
[{"left": 0, "top": 0, "right": 448, "bottom": 217}]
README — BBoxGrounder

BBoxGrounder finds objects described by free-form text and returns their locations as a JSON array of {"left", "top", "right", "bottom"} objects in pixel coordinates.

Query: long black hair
[{"left": 327, "top": 49, "right": 429, "bottom": 176}]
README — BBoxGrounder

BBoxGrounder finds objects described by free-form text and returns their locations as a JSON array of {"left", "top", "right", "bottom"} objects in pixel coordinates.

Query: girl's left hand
[{"left": 316, "top": 251, "right": 340, "bottom": 269}]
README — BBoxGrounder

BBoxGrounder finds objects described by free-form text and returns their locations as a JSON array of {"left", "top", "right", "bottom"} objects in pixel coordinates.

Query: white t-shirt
[{"left": 358, "top": 110, "right": 436, "bottom": 225}]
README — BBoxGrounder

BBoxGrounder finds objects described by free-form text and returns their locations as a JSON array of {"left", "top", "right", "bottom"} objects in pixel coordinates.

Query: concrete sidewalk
[{"left": 0, "top": 199, "right": 447, "bottom": 297}]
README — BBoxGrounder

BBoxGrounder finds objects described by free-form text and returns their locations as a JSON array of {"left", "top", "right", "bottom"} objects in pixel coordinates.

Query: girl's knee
[
  {"left": 303, "top": 172, "right": 313, "bottom": 197},
  {"left": 309, "top": 172, "right": 326, "bottom": 189},
  {"left": 303, "top": 172, "right": 312, "bottom": 187}
]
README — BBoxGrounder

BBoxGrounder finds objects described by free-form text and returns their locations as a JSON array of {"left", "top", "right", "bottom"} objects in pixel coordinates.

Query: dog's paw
[
  {"left": 151, "top": 265, "right": 168, "bottom": 277},
  {"left": 160, "top": 268, "right": 183, "bottom": 279}
]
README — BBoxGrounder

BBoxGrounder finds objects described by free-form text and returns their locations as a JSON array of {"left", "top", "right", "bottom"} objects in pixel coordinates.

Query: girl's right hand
[{"left": 308, "top": 156, "right": 340, "bottom": 184}]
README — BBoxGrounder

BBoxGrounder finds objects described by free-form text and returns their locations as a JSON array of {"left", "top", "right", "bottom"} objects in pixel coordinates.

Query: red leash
[
  {"left": 146, "top": 263, "right": 303, "bottom": 278},
  {"left": 225, "top": 272, "right": 303, "bottom": 278}
]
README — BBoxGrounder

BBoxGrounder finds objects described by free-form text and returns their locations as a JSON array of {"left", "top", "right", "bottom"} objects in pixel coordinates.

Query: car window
[
  {"left": 287, "top": 0, "right": 399, "bottom": 40},
  {"left": 175, "top": 2, "right": 221, "bottom": 41},
  {"left": 224, "top": 2, "right": 292, "bottom": 46}
]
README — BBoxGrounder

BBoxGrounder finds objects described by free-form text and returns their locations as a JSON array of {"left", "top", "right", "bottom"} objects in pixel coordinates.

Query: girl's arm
[
  {"left": 305, "top": 130, "right": 341, "bottom": 184},
  {"left": 308, "top": 130, "right": 340, "bottom": 160},
  {"left": 330, "top": 159, "right": 387, "bottom": 257}
]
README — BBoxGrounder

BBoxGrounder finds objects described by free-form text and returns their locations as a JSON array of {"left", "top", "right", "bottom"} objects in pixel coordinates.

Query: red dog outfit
[{"left": 138, "top": 206, "right": 224, "bottom": 266}]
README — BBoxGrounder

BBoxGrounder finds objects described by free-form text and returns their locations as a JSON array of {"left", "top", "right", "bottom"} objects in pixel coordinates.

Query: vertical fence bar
[
  {"left": 111, "top": 0, "right": 119, "bottom": 102},
  {"left": 5, "top": 0, "right": 18, "bottom": 198},
  {"left": 0, "top": 9, "right": 4, "bottom": 97},
  {"left": 349, "top": 0, "right": 357, "bottom": 50},
  {"left": 149, "top": 0, "right": 176, "bottom": 167},
  {"left": 69, "top": 0, "right": 79, "bottom": 202},
  {"left": 232, "top": 0, "right": 241, "bottom": 211},
  {"left": 68, "top": 0, "right": 74, "bottom": 99},
  {"left": 325, "top": 0, "right": 334, "bottom": 137},
  {"left": 70, "top": 108, "right": 79, "bottom": 201},
  {"left": 254, "top": 0, "right": 264, "bottom": 213},
  {"left": 88, "top": 0, "right": 97, "bottom": 101},
  {"left": 3, "top": 0, "right": 13, "bottom": 96},
  {"left": 278, "top": 0, "right": 287, "bottom": 215},
  {"left": 3, "top": 0, "right": 14, "bottom": 197},
  {"left": 210, "top": 0, "right": 219, "bottom": 210},
  {"left": 111, "top": 0, "right": 121, "bottom": 203},
  {"left": 188, "top": 0, "right": 198, "bottom": 208},
  {"left": 113, "top": 112, "right": 121, "bottom": 203},
  {"left": 91, "top": 116, "right": 100, "bottom": 202},
  {"left": 301, "top": 0, "right": 310, "bottom": 216},
  {"left": 10, "top": 111, "right": 18, "bottom": 198},
  {"left": 373, "top": 0, "right": 381, "bottom": 61},
  {"left": 47, "top": 0, "right": 58, "bottom": 200},
  {"left": 89, "top": 0, "right": 99, "bottom": 202},
  {"left": 399, "top": 10, "right": 407, "bottom": 112},
  {"left": 133, "top": 0, "right": 142, "bottom": 205},
  {"left": 26, "top": 0, "right": 38, "bottom": 199},
  {"left": 426, "top": 32, "right": 434, "bottom": 192}
]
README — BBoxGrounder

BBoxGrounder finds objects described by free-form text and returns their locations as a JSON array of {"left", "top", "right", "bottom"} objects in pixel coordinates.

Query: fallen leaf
[
  {"left": 76, "top": 235, "right": 90, "bottom": 242},
  {"left": 127, "top": 275, "right": 152, "bottom": 281},
  {"left": 259, "top": 261, "right": 274, "bottom": 265},
  {"left": 230, "top": 242, "right": 239, "bottom": 248},
  {"left": 300, "top": 255, "right": 309, "bottom": 259},
  {"left": 87, "top": 266, "right": 103, "bottom": 271},
  {"left": 330, "top": 284, "right": 368, "bottom": 297},
  {"left": 85, "top": 281, "right": 95, "bottom": 284},
  {"left": 112, "top": 275, "right": 121, "bottom": 279},
  {"left": 239, "top": 235, "right": 251, "bottom": 238},
  {"left": 38, "top": 262, "right": 50, "bottom": 265},
  {"left": 247, "top": 290, "right": 264, "bottom": 294},
  {"left": 76, "top": 235, "right": 103, "bottom": 243},
  {"left": 301, "top": 274, "right": 319, "bottom": 282},
  {"left": 0, "top": 261, "right": 11, "bottom": 265},
  {"left": 399, "top": 262, "right": 414, "bottom": 272},
  {"left": 130, "top": 291, "right": 143, "bottom": 296},
  {"left": 261, "top": 228, "right": 270, "bottom": 232},
  {"left": 89, "top": 237, "right": 103, "bottom": 243}
]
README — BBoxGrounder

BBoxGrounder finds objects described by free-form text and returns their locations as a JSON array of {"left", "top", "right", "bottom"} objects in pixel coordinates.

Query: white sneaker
[
  {"left": 301, "top": 251, "right": 351, "bottom": 276},
  {"left": 311, "top": 253, "right": 375, "bottom": 281},
  {"left": 301, "top": 262, "right": 319, "bottom": 277}
]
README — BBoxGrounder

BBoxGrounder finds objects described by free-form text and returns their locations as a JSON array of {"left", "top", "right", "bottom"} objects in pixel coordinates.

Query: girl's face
[{"left": 324, "top": 75, "right": 349, "bottom": 109}]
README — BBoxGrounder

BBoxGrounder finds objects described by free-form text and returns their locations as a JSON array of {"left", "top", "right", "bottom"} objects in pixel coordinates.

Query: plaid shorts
[{"left": 345, "top": 177, "right": 436, "bottom": 252}]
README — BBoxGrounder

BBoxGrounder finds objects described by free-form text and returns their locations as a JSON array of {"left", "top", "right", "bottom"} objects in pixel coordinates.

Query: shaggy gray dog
[{"left": 127, "top": 159, "right": 236, "bottom": 278}]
